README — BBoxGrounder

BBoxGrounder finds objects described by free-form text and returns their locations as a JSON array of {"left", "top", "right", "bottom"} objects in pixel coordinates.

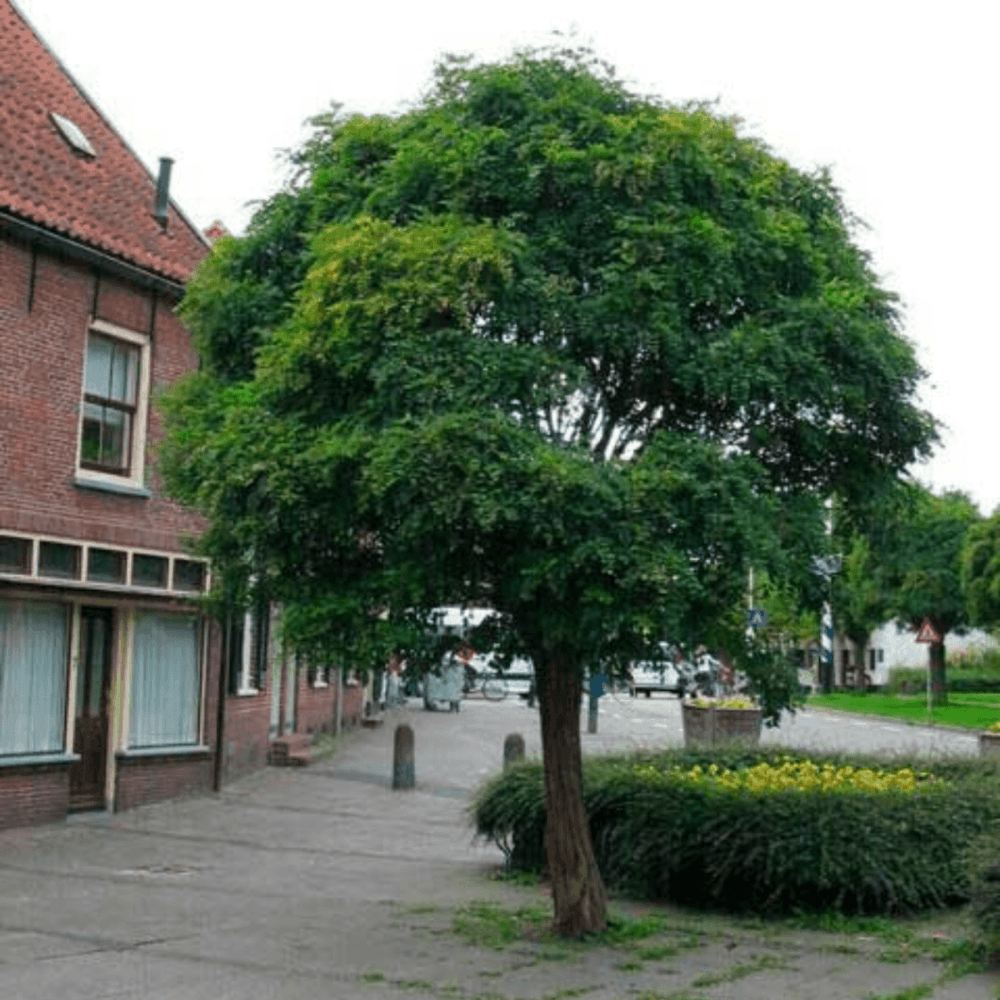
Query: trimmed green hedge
[{"left": 471, "top": 746, "right": 1000, "bottom": 916}]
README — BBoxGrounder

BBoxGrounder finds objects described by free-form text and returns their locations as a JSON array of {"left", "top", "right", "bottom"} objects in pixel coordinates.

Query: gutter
[{"left": 0, "top": 209, "right": 186, "bottom": 298}]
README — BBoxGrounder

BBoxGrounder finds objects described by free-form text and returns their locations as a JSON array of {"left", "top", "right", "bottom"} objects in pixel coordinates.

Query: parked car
[
  {"left": 629, "top": 645, "right": 724, "bottom": 697},
  {"left": 629, "top": 643, "right": 687, "bottom": 697}
]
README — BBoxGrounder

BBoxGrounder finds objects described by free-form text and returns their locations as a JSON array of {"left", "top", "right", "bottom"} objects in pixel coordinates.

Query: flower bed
[{"left": 471, "top": 747, "right": 1000, "bottom": 916}]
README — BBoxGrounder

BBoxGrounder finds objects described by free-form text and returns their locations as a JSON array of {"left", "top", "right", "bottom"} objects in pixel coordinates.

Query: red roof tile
[{"left": 0, "top": 1, "right": 208, "bottom": 283}]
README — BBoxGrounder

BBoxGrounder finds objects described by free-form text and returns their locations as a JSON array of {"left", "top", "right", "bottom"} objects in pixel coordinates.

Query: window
[
  {"left": 129, "top": 614, "right": 200, "bottom": 748},
  {"left": 87, "top": 547, "right": 126, "bottom": 584},
  {"left": 173, "top": 559, "right": 206, "bottom": 592},
  {"left": 81, "top": 333, "right": 139, "bottom": 474},
  {"left": 0, "top": 600, "right": 69, "bottom": 755},
  {"left": 132, "top": 553, "right": 168, "bottom": 588},
  {"left": 77, "top": 320, "right": 151, "bottom": 490},
  {"left": 38, "top": 541, "right": 81, "bottom": 579},
  {"left": 0, "top": 536, "right": 31, "bottom": 574},
  {"left": 227, "top": 599, "right": 269, "bottom": 696}
]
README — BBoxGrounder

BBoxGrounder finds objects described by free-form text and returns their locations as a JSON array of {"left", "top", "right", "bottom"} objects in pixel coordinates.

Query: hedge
[{"left": 470, "top": 746, "right": 1000, "bottom": 916}]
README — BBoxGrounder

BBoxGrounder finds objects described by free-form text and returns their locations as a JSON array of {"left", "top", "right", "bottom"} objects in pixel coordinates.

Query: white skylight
[{"left": 50, "top": 111, "right": 96, "bottom": 157}]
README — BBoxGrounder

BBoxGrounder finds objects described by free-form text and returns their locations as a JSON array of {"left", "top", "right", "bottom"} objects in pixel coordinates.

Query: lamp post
[{"left": 810, "top": 555, "right": 841, "bottom": 693}]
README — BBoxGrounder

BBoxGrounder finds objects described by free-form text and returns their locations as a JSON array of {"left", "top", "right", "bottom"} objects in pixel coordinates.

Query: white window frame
[
  {"left": 76, "top": 317, "right": 152, "bottom": 492},
  {"left": 236, "top": 608, "right": 257, "bottom": 695}
]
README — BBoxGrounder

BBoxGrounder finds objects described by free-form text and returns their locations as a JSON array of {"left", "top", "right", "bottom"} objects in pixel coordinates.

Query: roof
[{"left": 0, "top": 0, "right": 208, "bottom": 284}]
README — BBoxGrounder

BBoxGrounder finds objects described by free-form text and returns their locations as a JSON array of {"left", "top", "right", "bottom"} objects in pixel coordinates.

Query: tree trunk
[
  {"left": 929, "top": 637, "right": 947, "bottom": 707},
  {"left": 848, "top": 632, "right": 869, "bottom": 690},
  {"left": 536, "top": 653, "right": 607, "bottom": 937}
]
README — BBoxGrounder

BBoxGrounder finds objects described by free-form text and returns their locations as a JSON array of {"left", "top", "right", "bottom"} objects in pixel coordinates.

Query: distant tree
[
  {"left": 160, "top": 46, "right": 938, "bottom": 935},
  {"left": 961, "top": 509, "right": 1000, "bottom": 629},
  {"left": 882, "top": 486, "right": 982, "bottom": 704}
]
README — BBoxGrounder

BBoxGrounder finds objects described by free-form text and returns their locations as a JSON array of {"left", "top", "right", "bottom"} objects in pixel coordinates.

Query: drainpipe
[{"left": 212, "top": 609, "right": 230, "bottom": 793}]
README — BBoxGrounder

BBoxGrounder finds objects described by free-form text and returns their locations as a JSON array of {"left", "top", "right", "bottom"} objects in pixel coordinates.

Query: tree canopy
[{"left": 159, "top": 46, "right": 939, "bottom": 935}]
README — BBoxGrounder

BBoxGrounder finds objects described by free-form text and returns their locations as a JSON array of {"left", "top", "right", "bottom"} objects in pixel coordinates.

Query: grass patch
[
  {"left": 451, "top": 900, "right": 552, "bottom": 950},
  {"left": 690, "top": 953, "right": 789, "bottom": 986},
  {"left": 636, "top": 943, "right": 681, "bottom": 960},
  {"left": 864, "top": 984, "right": 934, "bottom": 1000},
  {"left": 397, "top": 980, "right": 434, "bottom": 992},
  {"left": 541, "top": 989, "right": 593, "bottom": 999},
  {"left": 405, "top": 903, "right": 439, "bottom": 914},
  {"left": 615, "top": 959, "right": 644, "bottom": 971},
  {"left": 808, "top": 692, "right": 1000, "bottom": 729},
  {"left": 358, "top": 967, "right": 386, "bottom": 983}
]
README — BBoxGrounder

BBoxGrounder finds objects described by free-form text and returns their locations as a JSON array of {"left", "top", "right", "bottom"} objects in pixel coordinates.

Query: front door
[{"left": 69, "top": 608, "right": 113, "bottom": 811}]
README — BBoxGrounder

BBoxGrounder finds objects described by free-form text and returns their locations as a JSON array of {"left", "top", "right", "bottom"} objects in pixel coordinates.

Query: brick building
[{"left": 0, "top": 0, "right": 318, "bottom": 828}]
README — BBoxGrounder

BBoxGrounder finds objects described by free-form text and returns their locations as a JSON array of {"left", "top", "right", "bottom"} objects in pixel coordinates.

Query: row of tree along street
[{"left": 158, "top": 45, "right": 983, "bottom": 935}]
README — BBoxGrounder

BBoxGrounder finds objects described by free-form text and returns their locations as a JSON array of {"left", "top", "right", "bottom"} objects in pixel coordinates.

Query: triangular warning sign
[{"left": 915, "top": 619, "right": 941, "bottom": 644}]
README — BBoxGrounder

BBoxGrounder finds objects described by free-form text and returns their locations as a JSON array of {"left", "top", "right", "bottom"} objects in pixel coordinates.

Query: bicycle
[{"left": 481, "top": 675, "right": 508, "bottom": 701}]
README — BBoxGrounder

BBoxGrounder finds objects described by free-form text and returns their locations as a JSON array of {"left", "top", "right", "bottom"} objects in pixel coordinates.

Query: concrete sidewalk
[{"left": 0, "top": 700, "right": 996, "bottom": 999}]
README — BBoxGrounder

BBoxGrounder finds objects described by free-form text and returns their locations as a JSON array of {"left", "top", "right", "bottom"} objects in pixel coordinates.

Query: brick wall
[
  {"left": 221, "top": 689, "right": 272, "bottom": 781},
  {"left": 295, "top": 674, "right": 336, "bottom": 735},
  {"left": 114, "top": 753, "right": 214, "bottom": 812},
  {"left": 0, "top": 763, "right": 70, "bottom": 830},
  {"left": 295, "top": 674, "right": 365, "bottom": 734},
  {"left": 0, "top": 234, "right": 205, "bottom": 552}
]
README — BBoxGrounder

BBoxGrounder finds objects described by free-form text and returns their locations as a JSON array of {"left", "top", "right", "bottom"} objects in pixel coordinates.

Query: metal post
[{"left": 588, "top": 690, "right": 598, "bottom": 733}]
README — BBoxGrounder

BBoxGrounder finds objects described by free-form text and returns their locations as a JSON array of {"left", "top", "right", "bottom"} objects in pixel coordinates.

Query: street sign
[
  {"left": 747, "top": 607, "right": 768, "bottom": 629},
  {"left": 589, "top": 673, "right": 608, "bottom": 699},
  {"left": 915, "top": 619, "right": 941, "bottom": 644}
]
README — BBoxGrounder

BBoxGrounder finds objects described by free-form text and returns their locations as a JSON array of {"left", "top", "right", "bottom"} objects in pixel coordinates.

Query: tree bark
[{"left": 536, "top": 653, "right": 607, "bottom": 937}]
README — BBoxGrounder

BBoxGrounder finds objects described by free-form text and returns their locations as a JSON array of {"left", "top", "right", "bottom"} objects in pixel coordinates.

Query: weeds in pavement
[
  {"left": 540, "top": 989, "right": 593, "bottom": 999},
  {"left": 397, "top": 980, "right": 434, "bottom": 991},
  {"left": 864, "top": 984, "right": 934, "bottom": 1000},
  {"left": 358, "top": 967, "right": 386, "bottom": 983},
  {"left": 615, "top": 959, "right": 644, "bottom": 971},
  {"left": 690, "top": 954, "right": 790, "bottom": 987},
  {"left": 452, "top": 900, "right": 552, "bottom": 949},
  {"left": 406, "top": 904, "right": 439, "bottom": 914}
]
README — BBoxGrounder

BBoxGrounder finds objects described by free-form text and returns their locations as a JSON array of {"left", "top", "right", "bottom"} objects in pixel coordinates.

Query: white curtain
[
  {"left": 130, "top": 614, "right": 200, "bottom": 748},
  {"left": 0, "top": 600, "right": 68, "bottom": 755}
]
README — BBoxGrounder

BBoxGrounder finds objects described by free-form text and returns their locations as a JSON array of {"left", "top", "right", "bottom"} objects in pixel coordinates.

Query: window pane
[
  {"left": 132, "top": 554, "right": 167, "bottom": 588},
  {"left": 38, "top": 542, "right": 81, "bottom": 579},
  {"left": 173, "top": 560, "right": 205, "bottom": 592},
  {"left": 87, "top": 548, "right": 126, "bottom": 584},
  {"left": 0, "top": 536, "right": 31, "bottom": 574},
  {"left": 109, "top": 342, "right": 138, "bottom": 405},
  {"left": 0, "top": 600, "right": 68, "bottom": 755},
  {"left": 86, "top": 334, "right": 138, "bottom": 405},
  {"left": 100, "top": 408, "right": 130, "bottom": 470},
  {"left": 85, "top": 335, "right": 113, "bottom": 398},
  {"left": 130, "top": 614, "right": 200, "bottom": 748},
  {"left": 81, "top": 404, "right": 131, "bottom": 471},
  {"left": 81, "top": 403, "right": 103, "bottom": 464}
]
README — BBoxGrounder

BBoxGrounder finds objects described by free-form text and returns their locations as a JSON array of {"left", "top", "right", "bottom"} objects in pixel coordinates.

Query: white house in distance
[{"left": 821, "top": 621, "right": 1000, "bottom": 689}]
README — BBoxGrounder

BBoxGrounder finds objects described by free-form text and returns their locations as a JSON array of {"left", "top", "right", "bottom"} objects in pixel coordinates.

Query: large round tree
[{"left": 160, "top": 47, "right": 937, "bottom": 935}]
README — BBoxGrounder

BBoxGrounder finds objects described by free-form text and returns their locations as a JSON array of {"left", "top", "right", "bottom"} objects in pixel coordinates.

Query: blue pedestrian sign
[
  {"left": 589, "top": 673, "right": 609, "bottom": 699},
  {"left": 747, "top": 607, "right": 768, "bottom": 629}
]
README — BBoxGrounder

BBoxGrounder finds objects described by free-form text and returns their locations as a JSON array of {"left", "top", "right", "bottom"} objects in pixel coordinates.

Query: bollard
[
  {"left": 392, "top": 724, "right": 415, "bottom": 790},
  {"left": 503, "top": 733, "right": 525, "bottom": 769}
]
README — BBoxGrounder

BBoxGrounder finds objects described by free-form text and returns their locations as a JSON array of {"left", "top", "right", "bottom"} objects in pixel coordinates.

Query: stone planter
[
  {"left": 682, "top": 702, "right": 763, "bottom": 746},
  {"left": 979, "top": 731, "right": 1000, "bottom": 757}
]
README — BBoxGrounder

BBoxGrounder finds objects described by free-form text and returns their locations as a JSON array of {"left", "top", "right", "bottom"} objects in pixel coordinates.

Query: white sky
[{"left": 14, "top": 0, "right": 999, "bottom": 514}]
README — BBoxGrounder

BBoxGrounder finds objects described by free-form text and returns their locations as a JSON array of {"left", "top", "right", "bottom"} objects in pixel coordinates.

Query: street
[{"left": 0, "top": 697, "right": 990, "bottom": 1000}]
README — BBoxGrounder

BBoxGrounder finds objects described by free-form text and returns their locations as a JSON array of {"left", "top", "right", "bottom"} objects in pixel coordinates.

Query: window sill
[
  {"left": 0, "top": 752, "right": 80, "bottom": 768},
  {"left": 74, "top": 476, "right": 151, "bottom": 499},
  {"left": 117, "top": 745, "right": 211, "bottom": 759},
  {"left": 235, "top": 687, "right": 260, "bottom": 697}
]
